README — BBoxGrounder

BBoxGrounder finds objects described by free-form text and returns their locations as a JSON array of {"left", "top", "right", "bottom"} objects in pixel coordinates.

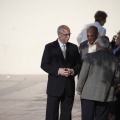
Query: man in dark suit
[
  {"left": 79, "top": 26, "right": 98, "bottom": 61},
  {"left": 41, "top": 25, "right": 81, "bottom": 120},
  {"left": 76, "top": 36, "right": 120, "bottom": 120}
]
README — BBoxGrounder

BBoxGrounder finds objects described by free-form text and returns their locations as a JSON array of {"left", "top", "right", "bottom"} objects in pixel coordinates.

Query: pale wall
[{"left": 0, "top": 0, "right": 120, "bottom": 74}]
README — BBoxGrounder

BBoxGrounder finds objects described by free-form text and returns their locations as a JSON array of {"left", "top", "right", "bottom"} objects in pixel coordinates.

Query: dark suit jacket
[
  {"left": 79, "top": 40, "right": 89, "bottom": 60},
  {"left": 114, "top": 47, "right": 120, "bottom": 59},
  {"left": 110, "top": 40, "right": 120, "bottom": 56},
  {"left": 41, "top": 40, "right": 81, "bottom": 97}
]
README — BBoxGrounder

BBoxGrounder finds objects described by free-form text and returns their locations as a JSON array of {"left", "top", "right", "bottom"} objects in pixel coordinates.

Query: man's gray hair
[
  {"left": 57, "top": 25, "right": 70, "bottom": 33},
  {"left": 96, "top": 36, "right": 110, "bottom": 48}
]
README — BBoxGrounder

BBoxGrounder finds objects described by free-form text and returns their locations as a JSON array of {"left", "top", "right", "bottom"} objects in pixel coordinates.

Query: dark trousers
[
  {"left": 81, "top": 99, "right": 109, "bottom": 120},
  {"left": 115, "top": 99, "right": 120, "bottom": 120},
  {"left": 108, "top": 99, "right": 120, "bottom": 120},
  {"left": 46, "top": 93, "right": 74, "bottom": 120}
]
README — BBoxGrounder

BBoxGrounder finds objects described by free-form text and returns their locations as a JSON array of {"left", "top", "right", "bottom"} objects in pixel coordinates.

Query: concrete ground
[{"left": 0, "top": 74, "right": 81, "bottom": 120}]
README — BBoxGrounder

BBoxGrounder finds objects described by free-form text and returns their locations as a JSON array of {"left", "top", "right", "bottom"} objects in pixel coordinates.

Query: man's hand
[
  {"left": 58, "top": 68, "right": 74, "bottom": 77},
  {"left": 68, "top": 68, "right": 74, "bottom": 75},
  {"left": 58, "top": 68, "right": 65, "bottom": 76}
]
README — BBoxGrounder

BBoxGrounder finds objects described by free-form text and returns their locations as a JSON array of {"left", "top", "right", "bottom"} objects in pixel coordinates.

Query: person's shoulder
[
  {"left": 80, "top": 40, "right": 88, "bottom": 46},
  {"left": 83, "top": 52, "right": 93, "bottom": 61},
  {"left": 93, "top": 22, "right": 106, "bottom": 30},
  {"left": 83, "top": 23, "right": 92, "bottom": 29},
  {"left": 46, "top": 39, "right": 58, "bottom": 46},
  {"left": 86, "top": 51, "right": 96, "bottom": 57},
  {"left": 79, "top": 40, "right": 88, "bottom": 51},
  {"left": 67, "top": 42, "right": 77, "bottom": 47},
  {"left": 86, "top": 51, "right": 101, "bottom": 59},
  {"left": 84, "top": 51, "right": 99, "bottom": 63}
]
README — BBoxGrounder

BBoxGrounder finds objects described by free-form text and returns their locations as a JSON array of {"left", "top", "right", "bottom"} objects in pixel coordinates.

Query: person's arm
[
  {"left": 76, "top": 54, "right": 90, "bottom": 93},
  {"left": 41, "top": 44, "right": 59, "bottom": 76},
  {"left": 71, "top": 45, "right": 82, "bottom": 76},
  {"left": 77, "top": 24, "right": 88, "bottom": 45}
]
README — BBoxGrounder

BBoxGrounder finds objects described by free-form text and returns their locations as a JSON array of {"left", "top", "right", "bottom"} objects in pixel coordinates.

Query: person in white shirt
[
  {"left": 77, "top": 10, "right": 108, "bottom": 45},
  {"left": 79, "top": 26, "right": 98, "bottom": 61}
]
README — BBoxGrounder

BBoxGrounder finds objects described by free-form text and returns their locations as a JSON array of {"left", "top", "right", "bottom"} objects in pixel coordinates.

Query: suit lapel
[
  {"left": 84, "top": 40, "right": 89, "bottom": 53},
  {"left": 81, "top": 41, "right": 89, "bottom": 59},
  {"left": 65, "top": 43, "right": 71, "bottom": 60},
  {"left": 55, "top": 40, "right": 65, "bottom": 60}
]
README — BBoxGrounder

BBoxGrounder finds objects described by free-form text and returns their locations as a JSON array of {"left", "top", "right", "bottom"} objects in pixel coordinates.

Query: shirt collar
[
  {"left": 87, "top": 41, "right": 96, "bottom": 46},
  {"left": 58, "top": 39, "right": 66, "bottom": 47}
]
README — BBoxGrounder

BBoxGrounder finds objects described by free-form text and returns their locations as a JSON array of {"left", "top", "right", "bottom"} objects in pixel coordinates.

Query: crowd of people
[{"left": 41, "top": 10, "right": 120, "bottom": 120}]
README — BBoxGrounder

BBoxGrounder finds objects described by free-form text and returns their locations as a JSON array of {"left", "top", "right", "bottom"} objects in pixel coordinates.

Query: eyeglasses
[{"left": 59, "top": 32, "right": 71, "bottom": 37}]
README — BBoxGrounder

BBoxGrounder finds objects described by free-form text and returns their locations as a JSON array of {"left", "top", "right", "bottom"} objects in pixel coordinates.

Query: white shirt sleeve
[{"left": 77, "top": 24, "right": 89, "bottom": 45}]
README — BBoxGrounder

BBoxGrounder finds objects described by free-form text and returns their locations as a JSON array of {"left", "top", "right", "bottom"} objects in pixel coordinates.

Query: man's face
[
  {"left": 58, "top": 29, "right": 71, "bottom": 44},
  {"left": 87, "top": 30, "right": 98, "bottom": 45}
]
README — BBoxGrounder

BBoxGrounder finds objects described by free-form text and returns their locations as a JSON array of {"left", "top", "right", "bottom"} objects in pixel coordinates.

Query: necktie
[{"left": 62, "top": 44, "right": 66, "bottom": 59}]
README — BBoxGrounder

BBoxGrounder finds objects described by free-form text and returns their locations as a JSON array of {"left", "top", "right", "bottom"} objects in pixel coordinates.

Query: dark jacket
[{"left": 41, "top": 40, "right": 81, "bottom": 96}]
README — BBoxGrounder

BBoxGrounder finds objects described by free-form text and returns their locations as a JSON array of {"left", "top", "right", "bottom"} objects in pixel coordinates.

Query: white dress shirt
[
  {"left": 87, "top": 42, "right": 96, "bottom": 53},
  {"left": 58, "top": 39, "right": 74, "bottom": 75},
  {"left": 58, "top": 39, "right": 66, "bottom": 52}
]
